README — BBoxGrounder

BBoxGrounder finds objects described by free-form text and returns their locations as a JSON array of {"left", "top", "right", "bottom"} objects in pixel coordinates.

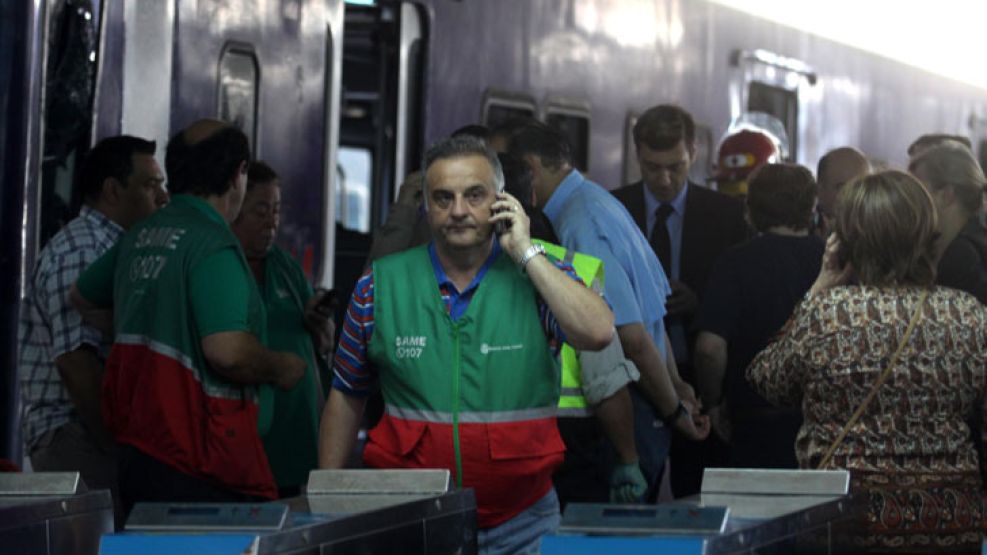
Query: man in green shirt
[
  {"left": 232, "top": 161, "right": 334, "bottom": 497},
  {"left": 73, "top": 120, "right": 305, "bottom": 514}
]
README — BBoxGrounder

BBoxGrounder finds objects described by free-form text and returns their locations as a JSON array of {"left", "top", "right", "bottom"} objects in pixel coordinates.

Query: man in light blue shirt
[{"left": 508, "top": 122, "right": 710, "bottom": 499}]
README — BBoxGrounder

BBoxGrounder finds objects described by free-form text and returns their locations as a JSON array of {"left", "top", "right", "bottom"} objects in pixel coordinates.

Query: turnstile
[
  {"left": 544, "top": 468, "right": 855, "bottom": 554},
  {"left": 0, "top": 472, "right": 114, "bottom": 555},
  {"left": 99, "top": 469, "right": 477, "bottom": 554}
]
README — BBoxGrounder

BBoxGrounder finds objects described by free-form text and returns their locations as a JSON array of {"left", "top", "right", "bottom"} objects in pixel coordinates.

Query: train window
[
  {"left": 748, "top": 82, "right": 798, "bottom": 160},
  {"left": 218, "top": 44, "right": 259, "bottom": 152},
  {"left": 545, "top": 102, "right": 591, "bottom": 172},
  {"left": 38, "top": 0, "right": 101, "bottom": 248},
  {"left": 482, "top": 89, "right": 537, "bottom": 128},
  {"left": 337, "top": 146, "right": 372, "bottom": 233}
]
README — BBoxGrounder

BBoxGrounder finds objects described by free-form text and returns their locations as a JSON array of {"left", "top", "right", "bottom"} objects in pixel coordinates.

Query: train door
[
  {"left": 333, "top": 0, "right": 427, "bottom": 305},
  {"left": 729, "top": 49, "right": 817, "bottom": 163},
  {"left": 0, "top": 0, "right": 104, "bottom": 463}
]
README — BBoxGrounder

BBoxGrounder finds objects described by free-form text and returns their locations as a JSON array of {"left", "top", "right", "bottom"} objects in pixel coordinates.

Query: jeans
[
  {"left": 629, "top": 386, "right": 671, "bottom": 501},
  {"left": 478, "top": 488, "right": 560, "bottom": 555}
]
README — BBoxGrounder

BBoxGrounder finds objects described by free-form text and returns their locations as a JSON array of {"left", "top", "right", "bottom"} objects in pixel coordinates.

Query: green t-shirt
[
  {"left": 77, "top": 198, "right": 252, "bottom": 337},
  {"left": 256, "top": 245, "right": 325, "bottom": 489}
]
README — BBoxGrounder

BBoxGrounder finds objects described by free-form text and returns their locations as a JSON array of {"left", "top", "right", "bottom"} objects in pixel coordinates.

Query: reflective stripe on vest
[{"left": 534, "top": 240, "right": 605, "bottom": 418}]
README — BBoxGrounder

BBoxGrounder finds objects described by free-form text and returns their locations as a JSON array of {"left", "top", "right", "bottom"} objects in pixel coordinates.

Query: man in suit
[{"left": 614, "top": 104, "right": 748, "bottom": 497}]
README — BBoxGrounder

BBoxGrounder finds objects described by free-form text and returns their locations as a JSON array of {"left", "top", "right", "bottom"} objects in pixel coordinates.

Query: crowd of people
[{"left": 16, "top": 104, "right": 987, "bottom": 553}]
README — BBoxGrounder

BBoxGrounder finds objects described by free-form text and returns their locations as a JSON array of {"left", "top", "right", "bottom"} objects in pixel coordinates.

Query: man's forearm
[
  {"left": 593, "top": 386, "right": 638, "bottom": 464},
  {"left": 318, "top": 388, "right": 367, "bottom": 468},
  {"left": 202, "top": 331, "right": 297, "bottom": 386},
  {"left": 617, "top": 323, "right": 678, "bottom": 416},
  {"left": 695, "top": 332, "right": 728, "bottom": 405},
  {"left": 525, "top": 254, "right": 613, "bottom": 350},
  {"left": 69, "top": 285, "right": 113, "bottom": 338},
  {"left": 55, "top": 349, "right": 115, "bottom": 451}
]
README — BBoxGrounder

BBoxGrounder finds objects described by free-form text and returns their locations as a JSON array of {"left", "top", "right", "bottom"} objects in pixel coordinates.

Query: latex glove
[{"left": 610, "top": 461, "right": 647, "bottom": 503}]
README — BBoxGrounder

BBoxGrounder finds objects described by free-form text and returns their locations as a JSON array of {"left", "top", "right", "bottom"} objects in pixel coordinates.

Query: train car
[{"left": 2, "top": 0, "right": 986, "bottom": 464}]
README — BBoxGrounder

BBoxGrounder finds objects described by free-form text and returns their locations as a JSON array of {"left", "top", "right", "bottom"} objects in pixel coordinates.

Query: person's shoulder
[
  {"left": 688, "top": 183, "right": 743, "bottom": 213},
  {"left": 932, "top": 285, "right": 986, "bottom": 311},
  {"left": 611, "top": 181, "right": 643, "bottom": 203}
]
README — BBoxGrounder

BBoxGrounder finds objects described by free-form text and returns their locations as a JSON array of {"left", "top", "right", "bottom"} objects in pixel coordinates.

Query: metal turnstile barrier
[
  {"left": 100, "top": 468, "right": 477, "bottom": 554},
  {"left": 543, "top": 468, "right": 855, "bottom": 554},
  {"left": 0, "top": 472, "right": 114, "bottom": 555}
]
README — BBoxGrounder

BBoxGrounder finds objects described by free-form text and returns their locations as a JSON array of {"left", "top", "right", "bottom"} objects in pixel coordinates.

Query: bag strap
[{"left": 817, "top": 289, "right": 930, "bottom": 469}]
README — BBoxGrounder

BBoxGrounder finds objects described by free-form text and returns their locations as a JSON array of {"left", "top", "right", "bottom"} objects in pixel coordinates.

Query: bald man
[
  {"left": 815, "top": 147, "right": 870, "bottom": 236},
  {"left": 72, "top": 120, "right": 305, "bottom": 514}
]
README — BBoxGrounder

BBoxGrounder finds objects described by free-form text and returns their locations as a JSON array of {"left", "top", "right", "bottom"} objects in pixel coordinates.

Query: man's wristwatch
[
  {"left": 660, "top": 400, "right": 688, "bottom": 428},
  {"left": 517, "top": 243, "right": 546, "bottom": 273}
]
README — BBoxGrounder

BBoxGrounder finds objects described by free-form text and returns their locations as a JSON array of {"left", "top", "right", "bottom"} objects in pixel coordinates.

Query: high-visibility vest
[{"left": 534, "top": 240, "right": 605, "bottom": 418}]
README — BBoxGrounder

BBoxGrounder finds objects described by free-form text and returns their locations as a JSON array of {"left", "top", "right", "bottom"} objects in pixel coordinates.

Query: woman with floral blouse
[{"left": 748, "top": 170, "right": 987, "bottom": 554}]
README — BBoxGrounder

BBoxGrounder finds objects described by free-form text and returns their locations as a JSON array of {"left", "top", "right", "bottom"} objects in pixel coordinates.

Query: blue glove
[{"left": 610, "top": 461, "right": 647, "bottom": 503}]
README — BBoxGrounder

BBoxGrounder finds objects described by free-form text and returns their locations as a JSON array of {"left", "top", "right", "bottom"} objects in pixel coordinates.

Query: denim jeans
[
  {"left": 629, "top": 386, "right": 671, "bottom": 501},
  {"left": 478, "top": 488, "right": 560, "bottom": 555}
]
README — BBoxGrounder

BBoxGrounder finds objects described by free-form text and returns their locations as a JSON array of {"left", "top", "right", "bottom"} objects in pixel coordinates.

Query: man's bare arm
[
  {"left": 201, "top": 331, "right": 305, "bottom": 390},
  {"left": 617, "top": 323, "right": 709, "bottom": 440},
  {"left": 694, "top": 331, "right": 728, "bottom": 407},
  {"left": 524, "top": 254, "right": 614, "bottom": 350},
  {"left": 54, "top": 348, "right": 114, "bottom": 451},
  {"left": 69, "top": 284, "right": 113, "bottom": 338},
  {"left": 318, "top": 388, "right": 367, "bottom": 468}
]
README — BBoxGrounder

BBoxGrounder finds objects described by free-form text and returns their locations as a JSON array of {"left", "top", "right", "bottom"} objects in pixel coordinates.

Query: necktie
[{"left": 650, "top": 204, "right": 674, "bottom": 277}]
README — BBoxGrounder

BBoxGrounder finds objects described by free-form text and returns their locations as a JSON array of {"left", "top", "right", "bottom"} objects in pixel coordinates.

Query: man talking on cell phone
[{"left": 318, "top": 135, "right": 614, "bottom": 554}]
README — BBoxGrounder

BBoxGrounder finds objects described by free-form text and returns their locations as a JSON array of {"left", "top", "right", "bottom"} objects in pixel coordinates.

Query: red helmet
[{"left": 714, "top": 129, "right": 781, "bottom": 183}]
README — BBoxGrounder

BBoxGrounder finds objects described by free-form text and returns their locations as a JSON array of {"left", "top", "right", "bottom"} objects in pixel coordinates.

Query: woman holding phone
[{"left": 747, "top": 170, "right": 987, "bottom": 554}]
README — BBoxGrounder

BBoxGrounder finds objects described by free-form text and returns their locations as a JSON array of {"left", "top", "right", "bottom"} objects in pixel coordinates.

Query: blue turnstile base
[
  {"left": 543, "top": 535, "right": 705, "bottom": 555},
  {"left": 101, "top": 534, "right": 257, "bottom": 555}
]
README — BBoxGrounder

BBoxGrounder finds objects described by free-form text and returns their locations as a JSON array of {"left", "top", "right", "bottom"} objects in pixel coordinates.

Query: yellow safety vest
[{"left": 534, "top": 240, "right": 605, "bottom": 418}]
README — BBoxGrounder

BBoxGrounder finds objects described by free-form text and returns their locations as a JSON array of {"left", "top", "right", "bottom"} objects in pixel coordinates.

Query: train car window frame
[
  {"left": 544, "top": 99, "right": 591, "bottom": 172},
  {"left": 729, "top": 48, "right": 816, "bottom": 163},
  {"left": 217, "top": 42, "right": 260, "bottom": 154},
  {"left": 393, "top": 2, "right": 426, "bottom": 200},
  {"left": 481, "top": 88, "right": 537, "bottom": 128},
  {"left": 690, "top": 123, "right": 714, "bottom": 187}
]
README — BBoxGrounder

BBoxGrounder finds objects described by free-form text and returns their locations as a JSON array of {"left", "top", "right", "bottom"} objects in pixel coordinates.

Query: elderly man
[
  {"left": 319, "top": 135, "right": 613, "bottom": 554},
  {"left": 72, "top": 120, "right": 305, "bottom": 515},
  {"left": 20, "top": 135, "right": 166, "bottom": 519},
  {"left": 231, "top": 161, "right": 335, "bottom": 497}
]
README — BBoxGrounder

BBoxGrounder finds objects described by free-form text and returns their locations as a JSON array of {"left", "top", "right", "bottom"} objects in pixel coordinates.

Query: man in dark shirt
[{"left": 694, "top": 164, "right": 823, "bottom": 468}]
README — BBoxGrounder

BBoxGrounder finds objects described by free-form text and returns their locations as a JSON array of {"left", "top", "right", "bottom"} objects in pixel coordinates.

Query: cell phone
[
  {"left": 314, "top": 289, "right": 337, "bottom": 317},
  {"left": 493, "top": 206, "right": 513, "bottom": 235}
]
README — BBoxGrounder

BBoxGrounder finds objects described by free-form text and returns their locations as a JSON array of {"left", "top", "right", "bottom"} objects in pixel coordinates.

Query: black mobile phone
[{"left": 493, "top": 206, "right": 513, "bottom": 235}]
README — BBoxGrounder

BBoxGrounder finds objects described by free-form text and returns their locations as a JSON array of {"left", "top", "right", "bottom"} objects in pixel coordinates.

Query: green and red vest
[
  {"left": 365, "top": 245, "right": 565, "bottom": 528},
  {"left": 101, "top": 195, "right": 277, "bottom": 499}
]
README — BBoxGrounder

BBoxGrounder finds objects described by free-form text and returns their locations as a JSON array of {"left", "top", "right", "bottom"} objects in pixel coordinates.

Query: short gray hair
[{"left": 422, "top": 135, "right": 505, "bottom": 202}]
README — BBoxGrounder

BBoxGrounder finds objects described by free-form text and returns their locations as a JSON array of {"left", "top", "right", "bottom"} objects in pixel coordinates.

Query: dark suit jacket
[{"left": 613, "top": 181, "right": 749, "bottom": 346}]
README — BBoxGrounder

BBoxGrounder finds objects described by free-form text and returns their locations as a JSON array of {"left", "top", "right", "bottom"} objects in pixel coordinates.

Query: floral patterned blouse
[{"left": 748, "top": 286, "right": 987, "bottom": 552}]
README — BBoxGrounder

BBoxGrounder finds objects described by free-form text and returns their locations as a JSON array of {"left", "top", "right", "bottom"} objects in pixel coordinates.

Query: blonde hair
[
  {"left": 835, "top": 170, "right": 938, "bottom": 287},
  {"left": 909, "top": 141, "right": 986, "bottom": 216}
]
